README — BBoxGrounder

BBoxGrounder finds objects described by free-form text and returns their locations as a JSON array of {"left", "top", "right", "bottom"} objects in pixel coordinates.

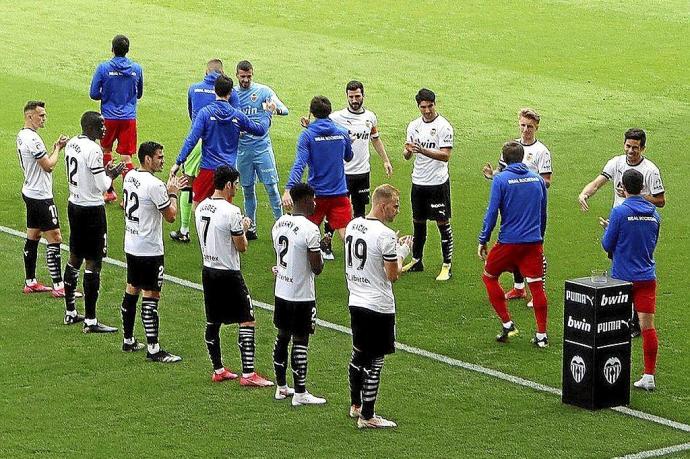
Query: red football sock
[
  {"left": 482, "top": 274, "right": 510, "bottom": 323},
  {"left": 528, "top": 281, "right": 548, "bottom": 333},
  {"left": 641, "top": 328, "right": 658, "bottom": 375}
]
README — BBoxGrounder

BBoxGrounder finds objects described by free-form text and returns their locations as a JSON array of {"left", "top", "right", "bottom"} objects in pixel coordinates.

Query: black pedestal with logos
[{"left": 562, "top": 277, "right": 632, "bottom": 410}]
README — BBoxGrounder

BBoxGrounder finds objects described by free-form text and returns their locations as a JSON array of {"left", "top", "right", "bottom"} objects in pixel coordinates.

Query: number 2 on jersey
[
  {"left": 278, "top": 235, "right": 289, "bottom": 268},
  {"left": 345, "top": 235, "right": 367, "bottom": 269}
]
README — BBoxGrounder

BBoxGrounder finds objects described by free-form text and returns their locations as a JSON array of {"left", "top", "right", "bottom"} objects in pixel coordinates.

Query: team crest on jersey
[
  {"left": 365, "top": 120, "right": 372, "bottom": 128},
  {"left": 250, "top": 93, "right": 258, "bottom": 102},
  {"left": 430, "top": 128, "right": 437, "bottom": 136},
  {"left": 526, "top": 153, "right": 533, "bottom": 162}
]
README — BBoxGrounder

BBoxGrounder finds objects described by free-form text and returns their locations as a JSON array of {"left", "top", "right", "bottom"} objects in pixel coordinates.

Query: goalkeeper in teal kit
[{"left": 235, "top": 60, "right": 289, "bottom": 240}]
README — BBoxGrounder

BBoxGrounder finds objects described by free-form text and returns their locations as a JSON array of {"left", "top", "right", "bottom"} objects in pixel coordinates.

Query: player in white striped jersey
[
  {"left": 483, "top": 108, "right": 553, "bottom": 302},
  {"left": 321, "top": 81, "right": 393, "bottom": 259},
  {"left": 402, "top": 89, "right": 454, "bottom": 281},
  {"left": 271, "top": 183, "right": 327, "bottom": 405},
  {"left": 17, "top": 101, "right": 70, "bottom": 297},
  {"left": 63, "top": 111, "right": 124, "bottom": 332},
  {"left": 120, "top": 141, "right": 185, "bottom": 362},
  {"left": 196, "top": 166, "right": 274, "bottom": 387},
  {"left": 346, "top": 184, "right": 413, "bottom": 429},
  {"left": 579, "top": 128, "right": 665, "bottom": 210}
]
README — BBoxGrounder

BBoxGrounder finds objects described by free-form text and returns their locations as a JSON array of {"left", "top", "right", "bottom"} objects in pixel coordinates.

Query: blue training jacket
[
  {"left": 602, "top": 195, "right": 660, "bottom": 281},
  {"left": 89, "top": 56, "right": 143, "bottom": 120},
  {"left": 176, "top": 100, "right": 271, "bottom": 170},
  {"left": 187, "top": 72, "right": 239, "bottom": 122},
  {"left": 285, "top": 118, "right": 353, "bottom": 196},
  {"left": 478, "top": 162, "right": 547, "bottom": 245}
]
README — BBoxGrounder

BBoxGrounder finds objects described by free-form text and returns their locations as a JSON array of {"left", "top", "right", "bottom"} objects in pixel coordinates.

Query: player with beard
[
  {"left": 235, "top": 60, "right": 289, "bottom": 240},
  {"left": 120, "top": 141, "right": 186, "bottom": 362},
  {"left": 319, "top": 80, "right": 393, "bottom": 259}
]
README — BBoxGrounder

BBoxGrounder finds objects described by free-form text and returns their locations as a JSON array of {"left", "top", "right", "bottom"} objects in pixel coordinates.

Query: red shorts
[
  {"left": 484, "top": 242, "right": 545, "bottom": 279},
  {"left": 632, "top": 280, "right": 656, "bottom": 314},
  {"left": 192, "top": 169, "right": 215, "bottom": 203},
  {"left": 308, "top": 196, "right": 352, "bottom": 229},
  {"left": 102, "top": 119, "right": 137, "bottom": 155}
]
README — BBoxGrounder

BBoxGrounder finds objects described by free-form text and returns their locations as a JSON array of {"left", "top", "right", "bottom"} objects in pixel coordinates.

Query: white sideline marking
[
  {"left": 3, "top": 225, "right": 689, "bottom": 443},
  {"left": 614, "top": 442, "right": 690, "bottom": 459}
]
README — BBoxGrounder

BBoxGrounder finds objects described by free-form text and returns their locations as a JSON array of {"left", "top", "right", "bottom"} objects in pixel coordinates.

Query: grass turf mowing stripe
[{"left": 3, "top": 224, "right": 689, "bottom": 437}]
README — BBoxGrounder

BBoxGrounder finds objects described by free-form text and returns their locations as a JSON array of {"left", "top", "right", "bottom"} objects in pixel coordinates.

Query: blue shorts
[{"left": 237, "top": 145, "right": 279, "bottom": 187}]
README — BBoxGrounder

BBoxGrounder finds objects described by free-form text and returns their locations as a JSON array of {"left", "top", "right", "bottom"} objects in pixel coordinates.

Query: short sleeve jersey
[
  {"left": 272, "top": 214, "right": 322, "bottom": 301},
  {"left": 499, "top": 139, "right": 552, "bottom": 175},
  {"left": 195, "top": 197, "right": 244, "bottom": 270},
  {"left": 345, "top": 217, "right": 398, "bottom": 314},
  {"left": 17, "top": 128, "right": 52, "bottom": 199},
  {"left": 330, "top": 108, "right": 379, "bottom": 175},
  {"left": 407, "top": 115, "right": 453, "bottom": 186},
  {"left": 602, "top": 155, "right": 664, "bottom": 207},
  {"left": 65, "top": 135, "right": 107, "bottom": 207},
  {"left": 123, "top": 170, "right": 171, "bottom": 256}
]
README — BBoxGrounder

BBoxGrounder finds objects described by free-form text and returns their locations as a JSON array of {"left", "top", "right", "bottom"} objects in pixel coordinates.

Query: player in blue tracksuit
[
  {"left": 283, "top": 96, "right": 353, "bottom": 240},
  {"left": 478, "top": 141, "right": 549, "bottom": 348},
  {"left": 89, "top": 34, "right": 144, "bottom": 201},
  {"left": 600, "top": 168, "right": 661, "bottom": 390},
  {"left": 235, "top": 60, "right": 289, "bottom": 239},
  {"left": 170, "top": 60, "right": 240, "bottom": 243},
  {"left": 171, "top": 75, "right": 273, "bottom": 210}
]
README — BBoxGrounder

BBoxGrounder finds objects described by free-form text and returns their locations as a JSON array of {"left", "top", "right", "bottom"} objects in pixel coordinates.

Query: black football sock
[
  {"left": 412, "top": 221, "right": 427, "bottom": 261},
  {"left": 273, "top": 331, "right": 290, "bottom": 387},
  {"left": 83, "top": 270, "right": 100, "bottom": 320},
  {"left": 24, "top": 239, "right": 39, "bottom": 282},
  {"left": 63, "top": 263, "right": 79, "bottom": 313},
  {"left": 205, "top": 322, "right": 223, "bottom": 370},
  {"left": 349, "top": 348, "right": 365, "bottom": 407},
  {"left": 121, "top": 292, "right": 139, "bottom": 340}
]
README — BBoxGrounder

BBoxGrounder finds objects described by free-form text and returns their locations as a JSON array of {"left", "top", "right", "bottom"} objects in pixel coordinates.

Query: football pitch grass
[{"left": 1, "top": 0, "right": 689, "bottom": 457}]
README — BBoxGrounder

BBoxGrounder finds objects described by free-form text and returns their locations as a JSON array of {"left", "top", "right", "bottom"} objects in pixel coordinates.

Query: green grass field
[{"left": 1, "top": 1, "right": 689, "bottom": 457}]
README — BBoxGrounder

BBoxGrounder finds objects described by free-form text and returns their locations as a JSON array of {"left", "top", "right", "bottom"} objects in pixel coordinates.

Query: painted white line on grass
[
  {"left": 614, "top": 442, "right": 690, "bottom": 459},
  {"left": 3, "top": 225, "right": 689, "bottom": 440}
]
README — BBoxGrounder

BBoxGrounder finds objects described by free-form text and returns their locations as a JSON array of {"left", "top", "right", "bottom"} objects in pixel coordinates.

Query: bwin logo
[
  {"left": 600, "top": 291, "right": 629, "bottom": 307},
  {"left": 567, "top": 316, "right": 591, "bottom": 332},
  {"left": 570, "top": 355, "right": 586, "bottom": 383},
  {"left": 566, "top": 290, "right": 594, "bottom": 306},
  {"left": 603, "top": 357, "right": 622, "bottom": 385}
]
